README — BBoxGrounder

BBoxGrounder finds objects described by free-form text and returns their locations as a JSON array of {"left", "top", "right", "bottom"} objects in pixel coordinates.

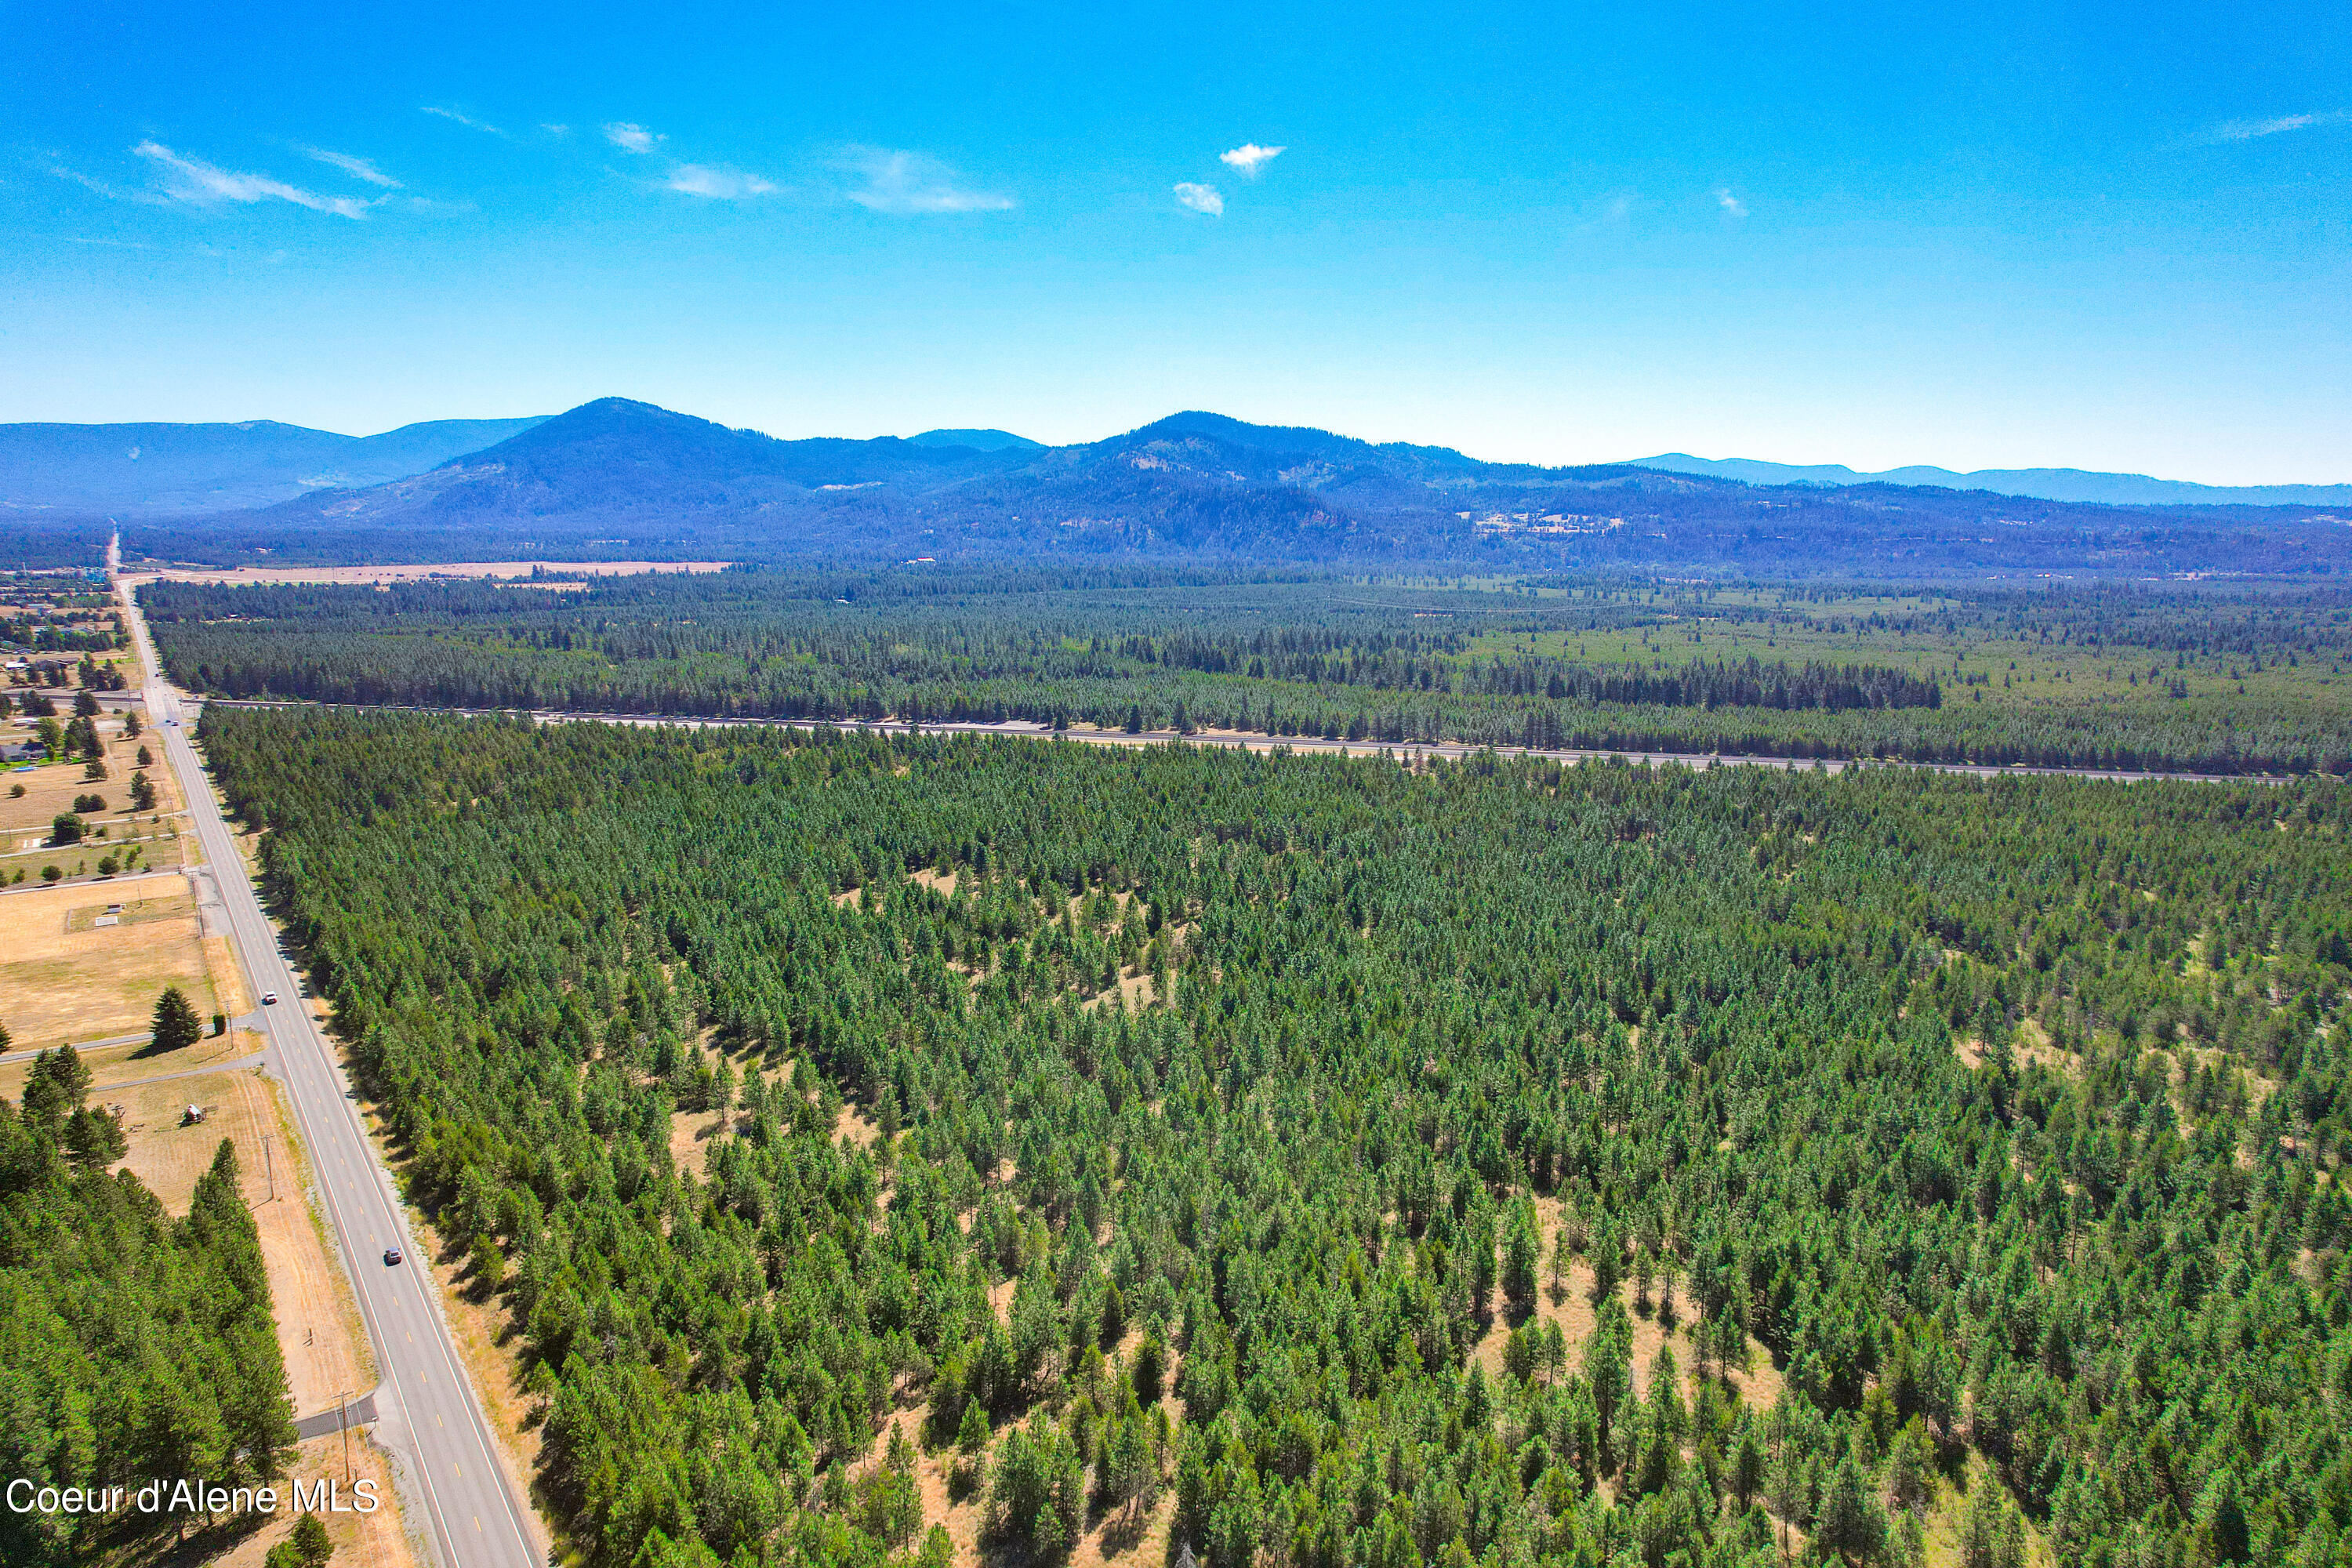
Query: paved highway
[
  {"left": 206, "top": 699, "right": 2277, "bottom": 786},
  {"left": 118, "top": 564, "right": 543, "bottom": 1568}
]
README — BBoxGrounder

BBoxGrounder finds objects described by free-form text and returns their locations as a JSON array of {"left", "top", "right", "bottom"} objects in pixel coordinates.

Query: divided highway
[
  {"left": 209, "top": 699, "right": 2270, "bottom": 786},
  {"left": 118, "top": 568, "right": 543, "bottom": 1568}
]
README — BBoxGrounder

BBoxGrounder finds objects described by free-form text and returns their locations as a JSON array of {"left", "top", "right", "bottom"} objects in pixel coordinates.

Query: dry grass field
[
  {"left": 0, "top": 878, "right": 223, "bottom": 1049},
  {"left": 109, "top": 1066, "right": 277, "bottom": 1210}
]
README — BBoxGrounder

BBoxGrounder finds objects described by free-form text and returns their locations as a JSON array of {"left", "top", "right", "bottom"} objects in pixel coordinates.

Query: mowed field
[{"left": 0, "top": 878, "right": 234, "bottom": 1049}]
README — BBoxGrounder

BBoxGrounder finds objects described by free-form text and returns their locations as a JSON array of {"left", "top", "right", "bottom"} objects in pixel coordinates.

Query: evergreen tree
[{"left": 149, "top": 985, "right": 205, "bottom": 1053}]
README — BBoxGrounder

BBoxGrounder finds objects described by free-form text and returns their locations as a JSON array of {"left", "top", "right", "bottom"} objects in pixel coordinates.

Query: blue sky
[{"left": 4, "top": 0, "right": 2347, "bottom": 483}]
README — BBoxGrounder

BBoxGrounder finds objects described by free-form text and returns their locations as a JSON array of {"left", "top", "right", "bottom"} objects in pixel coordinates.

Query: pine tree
[
  {"left": 150, "top": 985, "right": 204, "bottom": 1054},
  {"left": 1501, "top": 1202, "right": 1541, "bottom": 1320},
  {"left": 292, "top": 1510, "right": 334, "bottom": 1567}
]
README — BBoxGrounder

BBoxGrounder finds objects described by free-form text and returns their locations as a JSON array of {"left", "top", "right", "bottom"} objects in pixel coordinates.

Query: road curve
[
  {"left": 117, "top": 558, "right": 544, "bottom": 1568},
  {"left": 200, "top": 699, "right": 2285, "bottom": 787}
]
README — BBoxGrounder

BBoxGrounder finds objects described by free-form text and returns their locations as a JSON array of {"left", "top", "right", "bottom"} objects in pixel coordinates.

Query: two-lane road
[{"left": 119, "top": 564, "right": 543, "bottom": 1568}]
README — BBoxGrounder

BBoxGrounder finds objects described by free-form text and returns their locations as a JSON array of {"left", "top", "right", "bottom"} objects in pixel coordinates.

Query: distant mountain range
[
  {"left": 1628, "top": 452, "right": 2352, "bottom": 509},
  {"left": 908, "top": 428, "right": 1044, "bottom": 452},
  {"left": 0, "top": 416, "right": 550, "bottom": 514},
  {"left": 8, "top": 405, "right": 2342, "bottom": 519},
  {"left": 28, "top": 397, "right": 2321, "bottom": 579},
  {"left": 4, "top": 397, "right": 2346, "bottom": 578}
]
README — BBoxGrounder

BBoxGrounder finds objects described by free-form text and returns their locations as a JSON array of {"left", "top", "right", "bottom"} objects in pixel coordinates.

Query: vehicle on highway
[
  {"left": 383, "top": 1246, "right": 403, "bottom": 1265},
  {"left": 262, "top": 991, "right": 278, "bottom": 1004}
]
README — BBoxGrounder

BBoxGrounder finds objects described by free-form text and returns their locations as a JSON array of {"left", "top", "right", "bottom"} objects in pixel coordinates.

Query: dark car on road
[{"left": 383, "top": 1246, "right": 403, "bottom": 1265}]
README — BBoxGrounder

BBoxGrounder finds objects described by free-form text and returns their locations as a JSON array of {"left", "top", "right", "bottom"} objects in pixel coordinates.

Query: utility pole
[
  {"left": 339, "top": 1389, "right": 352, "bottom": 1485},
  {"left": 262, "top": 1134, "right": 275, "bottom": 1203}
]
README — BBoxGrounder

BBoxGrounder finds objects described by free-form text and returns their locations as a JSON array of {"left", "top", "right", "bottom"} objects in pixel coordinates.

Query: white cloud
[
  {"left": 837, "top": 147, "right": 1013, "bottom": 213},
  {"left": 2205, "top": 108, "right": 2350, "bottom": 142},
  {"left": 543, "top": 123, "right": 573, "bottom": 137},
  {"left": 299, "top": 147, "right": 401, "bottom": 188},
  {"left": 422, "top": 106, "right": 509, "bottom": 137},
  {"left": 604, "top": 122, "right": 664, "bottom": 154},
  {"left": 666, "top": 164, "right": 778, "bottom": 199},
  {"left": 46, "top": 162, "right": 147, "bottom": 203},
  {"left": 1174, "top": 181, "right": 1224, "bottom": 216},
  {"left": 132, "top": 141, "right": 374, "bottom": 218},
  {"left": 1219, "top": 143, "right": 1284, "bottom": 177},
  {"left": 1715, "top": 187, "right": 1748, "bottom": 218}
]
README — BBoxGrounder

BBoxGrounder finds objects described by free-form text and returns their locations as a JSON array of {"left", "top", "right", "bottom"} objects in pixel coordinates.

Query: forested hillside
[
  {"left": 0, "top": 1051, "right": 299, "bottom": 1566},
  {"left": 198, "top": 706, "right": 2352, "bottom": 1567},
  {"left": 147, "top": 570, "right": 2352, "bottom": 774},
  {"left": 44, "top": 400, "right": 2344, "bottom": 575}
]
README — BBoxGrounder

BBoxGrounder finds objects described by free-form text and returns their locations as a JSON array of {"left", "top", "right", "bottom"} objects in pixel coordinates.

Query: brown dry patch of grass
[
  {"left": 915, "top": 1439, "right": 985, "bottom": 1567},
  {"left": 1072, "top": 1487, "right": 1176, "bottom": 1568},
  {"left": 63, "top": 893, "right": 192, "bottom": 932},
  {"left": 909, "top": 867, "right": 960, "bottom": 898},
  {"left": 248, "top": 1075, "right": 379, "bottom": 1414},
  {"left": 204, "top": 933, "right": 253, "bottom": 1018},
  {"left": 2012, "top": 1018, "right": 2076, "bottom": 1077},
  {"left": 669, "top": 1105, "right": 727, "bottom": 1177},
  {"left": 670, "top": 1108, "right": 727, "bottom": 1181},
  {"left": 836, "top": 1101, "right": 881, "bottom": 1151},
  {"left": 0, "top": 878, "right": 218, "bottom": 1049},
  {"left": 1081, "top": 968, "right": 1157, "bottom": 1012},
  {"left": 1955, "top": 1021, "right": 2075, "bottom": 1078},
  {"left": 110, "top": 1065, "right": 274, "bottom": 1210},
  {"left": 198, "top": 1432, "right": 419, "bottom": 1568},
  {"left": 1470, "top": 1208, "right": 1782, "bottom": 1416}
]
